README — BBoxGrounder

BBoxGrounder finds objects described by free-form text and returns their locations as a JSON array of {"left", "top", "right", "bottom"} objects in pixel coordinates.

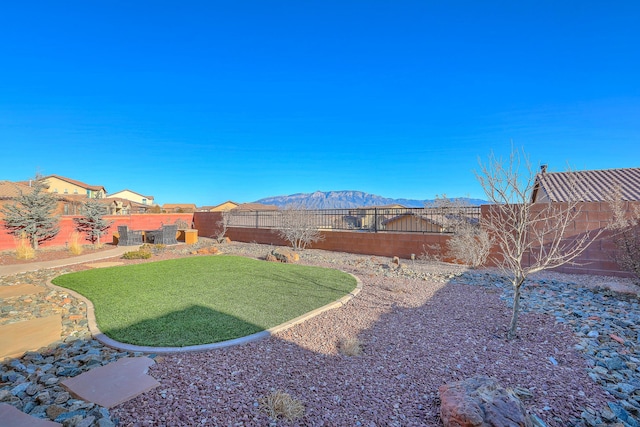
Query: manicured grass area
[{"left": 52, "top": 255, "right": 357, "bottom": 347}]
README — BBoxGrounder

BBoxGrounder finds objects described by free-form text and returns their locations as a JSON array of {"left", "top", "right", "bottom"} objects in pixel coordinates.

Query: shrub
[
  {"left": 68, "top": 232, "right": 83, "bottom": 255},
  {"left": 141, "top": 243, "right": 166, "bottom": 254},
  {"left": 446, "top": 222, "right": 493, "bottom": 268},
  {"left": 260, "top": 390, "right": 305, "bottom": 421},
  {"left": 15, "top": 232, "right": 35, "bottom": 260},
  {"left": 276, "top": 206, "right": 323, "bottom": 250},
  {"left": 174, "top": 218, "right": 190, "bottom": 229},
  {"left": 338, "top": 337, "right": 363, "bottom": 356},
  {"left": 122, "top": 248, "right": 152, "bottom": 259},
  {"left": 607, "top": 191, "right": 640, "bottom": 282}
]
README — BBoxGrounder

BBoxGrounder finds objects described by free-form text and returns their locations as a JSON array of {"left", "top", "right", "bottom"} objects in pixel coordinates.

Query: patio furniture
[
  {"left": 154, "top": 224, "right": 178, "bottom": 245},
  {"left": 117, "top": 226, "right": 143, "bottom": 246}
]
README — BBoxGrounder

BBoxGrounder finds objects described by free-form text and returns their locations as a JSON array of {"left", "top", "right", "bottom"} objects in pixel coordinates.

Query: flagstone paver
[
  {"left": 0, "top": 403, "right": 62, "bottom": 427},
  {"left": 61, "top": 356, "right": 160, "bottom": 408},
  {"left": 0, "top": 315, "right": 61, "bottom": 360}
]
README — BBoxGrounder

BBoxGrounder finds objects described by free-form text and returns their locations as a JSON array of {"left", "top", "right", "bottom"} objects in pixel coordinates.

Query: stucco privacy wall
[
  {"left": 194, "top": 203, "right": 636, "bottom": 277},
  {"left": 0, "top": 214, "right": 194, "bottom": 251},
  {"left": 481, "top": 201, "right": 636, "bottom": 277}
]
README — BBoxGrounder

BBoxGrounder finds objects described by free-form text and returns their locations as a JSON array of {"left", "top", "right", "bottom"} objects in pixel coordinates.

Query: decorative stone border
[{"left": 46, "top": 271, "right": 362, "bottom": 354}]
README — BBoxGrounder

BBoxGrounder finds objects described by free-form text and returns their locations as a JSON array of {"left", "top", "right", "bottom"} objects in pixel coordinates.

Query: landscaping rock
[
  {"left": 439, "top": 376, "right": 533, "bottom": 427},
  {"left": 270, "top": 248, "right": 300, "bottom": 263},
  {"left": 265, "top": 253, "right": 278, "bottom": 262}
]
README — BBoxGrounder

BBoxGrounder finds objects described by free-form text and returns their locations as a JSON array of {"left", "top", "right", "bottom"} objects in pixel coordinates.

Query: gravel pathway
[{"left": 1, "top": 241, "right": 639, "bottom": 426}]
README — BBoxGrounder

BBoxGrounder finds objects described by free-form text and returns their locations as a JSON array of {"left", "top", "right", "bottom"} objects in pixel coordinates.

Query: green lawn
[{"left": 52, "top": 255, "right": 357, "bottom": 347}]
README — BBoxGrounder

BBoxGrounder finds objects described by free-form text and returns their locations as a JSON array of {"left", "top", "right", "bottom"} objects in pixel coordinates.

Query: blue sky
[{"left": 1, "top": 1, "right": 639, "bottom": 206}]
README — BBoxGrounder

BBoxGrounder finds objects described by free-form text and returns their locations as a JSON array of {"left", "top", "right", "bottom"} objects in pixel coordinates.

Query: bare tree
[
  {"left": 606, "top": 186, "right": 640, "bottom": 282},
  {"left": 276, "top": 206, "right": 323, "bottom": 250},
  {"left": 215, "top": 209, "right": 235, "bottom": 242},
  {"left": 477, "top": 149, "right": 599, "bottom": 340},
  {"left": 421, "top": 195, "right": 493, "bottom": 267}
]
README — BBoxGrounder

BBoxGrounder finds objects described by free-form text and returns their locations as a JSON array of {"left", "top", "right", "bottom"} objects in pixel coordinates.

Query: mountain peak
[{"left": 254, "top": 190, "right": 485, "bottom": 209}]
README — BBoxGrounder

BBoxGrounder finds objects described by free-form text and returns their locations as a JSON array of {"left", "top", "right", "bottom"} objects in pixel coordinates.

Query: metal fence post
[{"left": 374, "top": 208, "right": 378, "bottom": 233}]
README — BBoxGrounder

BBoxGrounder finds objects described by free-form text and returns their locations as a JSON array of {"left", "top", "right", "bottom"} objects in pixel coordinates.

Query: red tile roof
[
  {"left": 532, "top": 167, "right": 640, "bottom": 202},
  {"left": 232, "top": 203, "right": 279, "bottom": 212},
  {"left": 0, "top": 181, "right": 34, "bottom": 199},
  {"left": 42, "top": 175, "right": 106, "bottom": 192}
]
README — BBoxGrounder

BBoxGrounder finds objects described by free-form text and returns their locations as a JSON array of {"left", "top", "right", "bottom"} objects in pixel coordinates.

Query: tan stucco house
[
  {"left": 41, "top": 175, "right": 106, "bottom": 199},
  {"left": 108, "top": 189, "right": 155, "bottom": 206},
  {"left": 199, "top": 201, "right": 240, "bottom": 212}
]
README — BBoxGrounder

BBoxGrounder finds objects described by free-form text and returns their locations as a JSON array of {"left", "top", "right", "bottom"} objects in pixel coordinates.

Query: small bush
[
  {"left": 122, "top": 248, "right": 152, "bottom": 259},
  {"left": 174, "top": 218, "right": 190, "bottom": 229},
  {"left": 15, "top": 232, "right": 35, "bottom": 260},
  {"left": 141, "top": 243, "right": 166, "bottom": 254},
  {"left": 260, "top": 390, "right": 305, "bottom": 421},
  {"left": 446, "top": 223, "right": 493, "bottom": 268},
  {"left": 68, "top": 232, "right": 83, "bottom": 255},
  {"left": 338, "top": 337, "right": 363, "bottom": 356}
]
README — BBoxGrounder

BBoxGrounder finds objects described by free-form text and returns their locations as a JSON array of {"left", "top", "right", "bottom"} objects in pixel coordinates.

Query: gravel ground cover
[
  {"left": 2, "top": 240, "right": 639, "bottom": 426},
  {"left": 110, "top": 242, "right": 625, "bottom": 426}
]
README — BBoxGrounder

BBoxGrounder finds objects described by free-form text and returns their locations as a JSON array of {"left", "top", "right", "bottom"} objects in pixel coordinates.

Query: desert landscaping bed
[{"left": 2, "top": 240, "right": 639, "bottom": 426}]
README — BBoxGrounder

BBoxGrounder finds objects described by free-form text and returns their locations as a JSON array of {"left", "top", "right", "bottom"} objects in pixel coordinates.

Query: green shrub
[{"left": 122, "top": 248, "right": 152, "bottom": 259}]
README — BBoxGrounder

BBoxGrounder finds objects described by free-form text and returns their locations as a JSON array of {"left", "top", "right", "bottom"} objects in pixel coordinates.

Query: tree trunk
[{"left": 507, "top": 278, "right": 524, "bottom": 340}]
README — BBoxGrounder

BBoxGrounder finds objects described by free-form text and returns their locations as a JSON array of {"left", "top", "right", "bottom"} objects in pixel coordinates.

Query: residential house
[
  {"left": 232, "top": 203, "right": 278, "bottom": 212},
  {"left": 348, "top": 204, "right": 408, "bottom": 230},
  {"left": 382, "top": 213, "right": 445, "bottom": 233},
  {"left": 0, "top": 180, "right": 85, "bottom": 216},
  {"left": 163, "top": 203, "right": 197, "bottom": 213},
  {"left": 40, "top": 175, "right": 106, "bottom": 199},
  {"left": 108, "top": 189, "right": 155, "bottom": 206},
  {"left": 531, "top": 166, "right": 640, "bottom": 203},
  {"left": 199, "top": 201, "right": 240, "bottom": 212},
  {"left": 0, "top": 181, "right": 34, "bottom": 212},
  {"left": 102, "top": 197, "right": 155, "bottom": 215}
]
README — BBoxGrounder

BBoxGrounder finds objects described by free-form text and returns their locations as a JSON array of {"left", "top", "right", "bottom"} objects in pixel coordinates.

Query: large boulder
[
  {"left": 439, "top": 376, "right": 533, "bottom": 427},
  {"left": 270, "top": 248, "right": 300, "bottom": 263}
]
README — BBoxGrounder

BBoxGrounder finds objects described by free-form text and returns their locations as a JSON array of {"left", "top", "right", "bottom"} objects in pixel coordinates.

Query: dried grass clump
[
  {"left": 15, "top": 232, "right": 35, "bottom": 260},
  {"left": 259, "top": 389, "right": 305, "bottom": 421},
  {"left": 338, "top": 337, "right": 363, "bottom": 356},
  {"left": 68, "top": 232, "right": 83, "bottom": 255}
]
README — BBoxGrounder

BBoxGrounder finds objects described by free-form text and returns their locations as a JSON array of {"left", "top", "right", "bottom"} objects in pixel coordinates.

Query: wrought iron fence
[{"left": 225, "top": 207, "right": 481, "bottom": 234}]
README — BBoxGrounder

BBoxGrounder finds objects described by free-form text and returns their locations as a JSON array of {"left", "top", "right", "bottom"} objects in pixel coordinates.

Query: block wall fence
[
  {"left": 194, "top": 201, "right": 639, "bottom": 278},
  {"left": 0, "top": 203, "right": 636, "bottom": 278},
  {"left": 0, "top": 214, "right": 194, "bottom": 251}
]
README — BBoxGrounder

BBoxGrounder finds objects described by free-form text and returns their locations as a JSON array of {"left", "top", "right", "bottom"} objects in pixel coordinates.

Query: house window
[
  {"left": 64, "top": 204, "right": 69, "bottom": 215},
  {"left": 86, "top": 190, "right": 91, "bottom": 197},
  {"left": 142, "top": 198, "right": 147, "bottom": 205},
  {"left": 53, "top": 188, "right": 58, "bottom": 193},
  {"left": 74, "top": 189, "right": 78, "bottom": 194},
  {"left": 64, "top": 189, "right": 68, "bottom": 194}
]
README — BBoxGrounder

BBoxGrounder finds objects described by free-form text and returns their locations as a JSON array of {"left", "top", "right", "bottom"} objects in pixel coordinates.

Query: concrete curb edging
[{"left": 46, "top": 271, "right": 362, "bottom": 354}]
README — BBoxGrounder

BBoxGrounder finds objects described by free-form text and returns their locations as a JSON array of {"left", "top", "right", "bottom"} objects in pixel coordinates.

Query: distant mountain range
[{"left": 254, "top": 190, "right": 486, "bottom": 209}]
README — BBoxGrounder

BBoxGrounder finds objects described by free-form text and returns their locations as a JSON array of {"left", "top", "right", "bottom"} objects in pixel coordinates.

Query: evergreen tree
[
  {"left": 1, "top": 178, "right": 60, "bottom": 249},
  {"left": 74, "top": 198, "right": 113, "bottom": 246}
]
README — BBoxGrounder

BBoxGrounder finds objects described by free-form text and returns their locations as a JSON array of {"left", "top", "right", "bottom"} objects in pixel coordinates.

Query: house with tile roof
[
  {"left": 531, "top": 166, "right": 640, "bottom": 203},
  {"left": 0, "top": 181, "right": 34, "bottom": 211},
  {"left": 162, "top": 203, "right": 197, "bottom": 213},
  {"left": 108, "top": 189, "right": 155, "bottom": 206},
  {"left": 199, "top": 201, "right": 240, "bottom": 212},
  {"left": 41, "top": 175, "right": 106, "bottom": 199},
  {"left": 232, "top": 203, "right": 279, "bottom": 212}
]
